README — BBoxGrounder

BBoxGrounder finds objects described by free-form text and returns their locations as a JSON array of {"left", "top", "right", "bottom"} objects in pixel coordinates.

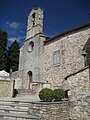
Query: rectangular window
[{"left": 53, "top": 51, "right": 60, "bottom": 66}]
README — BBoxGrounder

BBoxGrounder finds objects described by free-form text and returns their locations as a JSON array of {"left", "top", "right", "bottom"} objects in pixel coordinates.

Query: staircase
[
  {"left": 0, "top": 98, "right": 40, "bottom": 120},
  {"left": 16, "top": 89, "right": 36, "bottom": 97}
]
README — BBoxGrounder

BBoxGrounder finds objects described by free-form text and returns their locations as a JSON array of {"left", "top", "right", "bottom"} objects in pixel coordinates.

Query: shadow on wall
[
  {"left": 83, "top": 37, "right": 90, "bottom": 66},
  {"left": 13, "top": 89, "right": 18, "bottom": 97}
]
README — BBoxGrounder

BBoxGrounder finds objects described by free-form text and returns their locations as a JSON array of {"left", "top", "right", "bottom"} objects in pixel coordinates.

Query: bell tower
[
  {"left": 26, "top": 8, "right": 43, "bottom": 39},
  {"left": 19, "top": 7, "right": 45, "bottom": 89}
]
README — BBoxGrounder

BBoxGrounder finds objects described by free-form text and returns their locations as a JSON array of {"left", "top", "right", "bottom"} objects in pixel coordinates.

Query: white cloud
[
  {"left": 10, "top": 22, "right": 20, "bottom": 29},
  {"left": 6, "top": 21, "right": 20, "bottom": 29},
  {"left": 8, "top": 36, "right": 25, "bottom": 42},
  {"left": 5, "top": 21, "right": 26, "bottom": 45}
]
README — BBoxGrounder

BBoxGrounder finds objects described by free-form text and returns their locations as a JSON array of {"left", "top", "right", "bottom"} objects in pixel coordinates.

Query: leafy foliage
[
  {"left": 39, "top": 88, "right": 65, "bottom": 102},
  {"left": 54, "top": 89, "right": 65, "bottom": 101},
  {"left": 39, "top": 88, "right": 54, "bottom": 102}
]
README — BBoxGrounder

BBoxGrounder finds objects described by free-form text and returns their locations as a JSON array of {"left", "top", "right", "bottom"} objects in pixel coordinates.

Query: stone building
[
  {"left": 17, "top": 7, "right": 90, "bottom": 90},
  {"left": 44, "top": 23, "right": 90, "bottom": 87}
]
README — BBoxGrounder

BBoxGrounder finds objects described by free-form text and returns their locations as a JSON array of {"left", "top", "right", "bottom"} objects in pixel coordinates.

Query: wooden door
[
  {"left": 28, "top": 71, "right": 32, "bottom": 89},
  {"left": 29, "top": 74, "right": 32, "bottom": 83}
]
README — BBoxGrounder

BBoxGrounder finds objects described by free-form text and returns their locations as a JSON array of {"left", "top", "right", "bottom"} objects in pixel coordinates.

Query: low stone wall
[
  {"left": 63, "top": 66, "right": 90, "bottom": 120},
  {"left": 0, "top": 80, "right": 15, "bottom": 97},
  {"left": 29, "top": 101, "right": 69, "bottom": 120},
  {"left": 10, "top": 71, "right": 22, "bottom": 89},
  {"left": 31, "top": 82, "right": 51, "bottom": 94},
  {"left": 0, "top": 76, "right": 10, "bottom": 80}
]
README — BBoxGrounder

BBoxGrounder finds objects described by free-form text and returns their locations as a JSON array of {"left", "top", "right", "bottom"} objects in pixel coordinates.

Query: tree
[
  {"left": 7, "top": 40, "right": 20, "bottom": 72},
  {"left": 0, "top": 29, "right": 8, "bottom": 71}
]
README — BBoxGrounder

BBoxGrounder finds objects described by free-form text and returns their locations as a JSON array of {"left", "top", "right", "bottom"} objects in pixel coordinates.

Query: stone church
[
  {"left": 0, "top": 7, "right": 90, "bottom": 119},
  {"left": 14, "top": 7, "right": 90, "bottom": 91},
  {"left": 11, "top": 8, "right": 89, "bottom": 119}
]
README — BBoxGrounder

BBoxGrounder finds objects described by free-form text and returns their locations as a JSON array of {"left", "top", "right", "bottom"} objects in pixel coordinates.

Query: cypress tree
[
  {"left": 7, "top": 40, "right": 20, "bottom": 72},
  {"left": 0, "top": 29, "right": 8, "bottom": 71}
]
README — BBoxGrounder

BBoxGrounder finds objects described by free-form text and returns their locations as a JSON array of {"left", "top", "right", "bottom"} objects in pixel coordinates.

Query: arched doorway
[{"left": 27, "top": 71, "right": 32, "bottom": 89}]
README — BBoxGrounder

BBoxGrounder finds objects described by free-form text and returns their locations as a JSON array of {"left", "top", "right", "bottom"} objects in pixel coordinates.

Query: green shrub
[
  {"left": 54, "top": 89, "right": 65, "bottom": 101},
  {"left": 39, "top": 88, "right": 54, "bottom": 102}
]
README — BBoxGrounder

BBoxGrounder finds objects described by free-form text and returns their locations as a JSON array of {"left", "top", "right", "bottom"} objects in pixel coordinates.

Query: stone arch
[{"left": 32, "top": 13, "right": 35, "bottom": 27}]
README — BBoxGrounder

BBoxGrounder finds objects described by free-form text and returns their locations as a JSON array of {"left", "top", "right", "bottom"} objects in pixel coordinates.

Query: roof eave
[{"left": 44, "top": 23, "right": 90, "bottom": 45}]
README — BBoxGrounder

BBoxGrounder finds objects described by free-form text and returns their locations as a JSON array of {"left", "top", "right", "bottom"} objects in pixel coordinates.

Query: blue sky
[{"left": 0, "top": 0, "right": 90, "bottom": 46}]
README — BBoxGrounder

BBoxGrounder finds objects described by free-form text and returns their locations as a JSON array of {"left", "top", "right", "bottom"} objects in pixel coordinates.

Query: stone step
[
  {"left": 0, "top": 117, "right": 39, "bottom": 120},
  {"left": 0, "top": 106, "right": 28, "bottom": 114},
  {"left": 0, "top": 98, "right": 31, "bottom": 103},
  {"left": 16, "top": 89, "right": 36, "bottom": 97},
  {"left": 17, "top": 89, "right": 35, "bottom": 94},
  {"left": 0, "top": 98, "right": 29, "bottom": 108},
  {"left": 0, "top": 118, "right": 14, "bottom": 120},
  {"left": 0, "top": 101, "right": 29, "bottom": 106},
  {"left": 17, "top": 93, "right": 35, "bottom": 97},
  {"left": 17, "top": 89, "right": 33, "bottom": 93},
  {"left": 0, "top": 98, "right": 40, "bottom": 120},
  {"left": 0, "top": 95, "right": 39, "bottom": 101},
  {"left": 0, "top": 117, "right": 34, "bottom": 120},
  {"left": 0, "top": 112, "right": 40, "bottom": 120},
  {"left": 0, "top": 118, "right": 11, "bottom": 120},
  {"left": 0, "top": 102, "right": 29, "bottom": 110}
]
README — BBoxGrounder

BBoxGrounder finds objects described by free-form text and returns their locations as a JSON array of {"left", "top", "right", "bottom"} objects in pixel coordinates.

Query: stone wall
[
  {"left": 10, "top": 71, "right": 22, "bottom": 89},
  {"left": 44, "top": 27, "right": 90, "bottom": 87},
  {"left": 0, "top": 71, "right": 22, "bottom": 90},
  {"left": 0, "top": 80, "right": 14, "bottom": 97},
  {"left": 0, "top": 76, "right": 10, "bottom": 81},
  {"left": 63, "top": 66, "right": 90, "bottom": 120},
  {"left": 31, "top": 82, "right": 51, "bottom": 94},
  {"left": 29, "top": 101, "right": 69, "bottom": 120}
]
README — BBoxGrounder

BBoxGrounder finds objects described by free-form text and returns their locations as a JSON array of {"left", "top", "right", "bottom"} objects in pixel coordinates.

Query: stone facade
[
  {"left": 44, "top": 26, "right": 90, "bottom": 87},
  {"left": 19, "top": 8, "right": 45, "bottom": 89}
]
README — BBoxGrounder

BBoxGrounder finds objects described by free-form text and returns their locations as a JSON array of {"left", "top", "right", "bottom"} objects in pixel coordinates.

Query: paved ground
[{"left": 0, "top": 95, "right": 40, "bottom": 102}]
